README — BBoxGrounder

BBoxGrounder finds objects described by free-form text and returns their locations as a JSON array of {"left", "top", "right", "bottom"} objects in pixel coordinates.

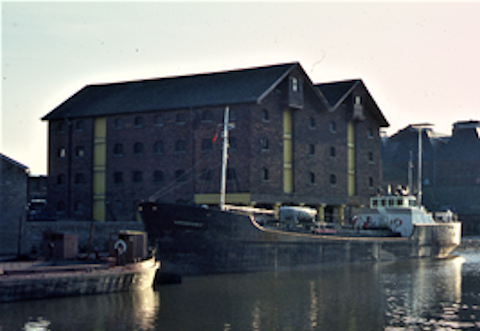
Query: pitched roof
[
  {"left": 0, "top": 153, "right": 29, "bottom": 170},
  {"left": 42, "top": 62, "right": 300, "bottom": 121},
  {"left": 315, "top": 79, "right": 389, "bottom": 127}
]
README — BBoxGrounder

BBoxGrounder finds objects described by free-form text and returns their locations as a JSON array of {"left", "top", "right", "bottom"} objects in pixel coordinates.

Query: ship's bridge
[{"left": 370, "top": 195, "right": 417, "bottom": 209}]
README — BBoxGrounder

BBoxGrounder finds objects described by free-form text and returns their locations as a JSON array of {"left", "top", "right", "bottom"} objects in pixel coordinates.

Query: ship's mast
[
  {"left": 410, "top": 123, "right": 433, "bottom": 207},
  {"left": 220, "top": 106, "right": 231, "bottom": 211}
]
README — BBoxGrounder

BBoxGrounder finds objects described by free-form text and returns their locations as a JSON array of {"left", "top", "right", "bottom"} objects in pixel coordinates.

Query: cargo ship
[
  {"left": 139, "top": 196, "right": 461, "bottom": 275},
  {"left": 138, "top": 112, "right": 461, "bottom": 275}
]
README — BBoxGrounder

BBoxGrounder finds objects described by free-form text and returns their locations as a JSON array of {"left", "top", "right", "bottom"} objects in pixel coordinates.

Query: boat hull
[
  {"left": 139, "top": 202, "right": 461, "bottom": 275},
  {"left": 0, "top": 257, "right": 159, "bottom": 303}
]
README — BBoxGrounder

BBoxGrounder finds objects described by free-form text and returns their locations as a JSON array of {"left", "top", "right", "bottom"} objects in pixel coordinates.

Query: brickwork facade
[{"left": 43, "top": 63, "right": 388, "bottom": 223}]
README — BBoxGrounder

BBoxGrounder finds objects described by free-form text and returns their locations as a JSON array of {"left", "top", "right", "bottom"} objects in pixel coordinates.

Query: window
[
  {"left": 56, "top": 201, "right": 66, "bottom": 213},
  {"left": 309, "top": 117, "right": 316, "bottom": 129},
  {"left": 75, "top": 146, "right": 85, "bottom": 157},
  {"left": 115, "top": 200, "right": 124, "bottom": 212},
  {"left": 74, "top": 173, "right": 85, "bottom": 184},
  {"left": 57, "top": 174, "right": 66, "bottom": 185},
  {"left": 330, "top": 146, "right": 336, "bottom": 158},
  {"left": 262, "top": 168, "right": 269, "bottom": 181},
  {"left": 134, "top": 142, "right": 143, "bottom": 155},
  {"left": 114, "top": 118, "right": 124, "bottom": 129},
  {"left": 369, "top": 177, "right": 374, "bottom": 188},
  {"left": 201, "top": 110, "right": 213, "bottom": 122},
  {"left": 309, "top": 144, "right": 315, "bottom": 156},
  {"left": 176, "top": 113, "right": 186, "bottom": 124},
  {"left": 153, "top": 170, "right": 164, "bottom": 183},
  {"left": 175, "top": 140, "right": 186, "bottom": 153},
  {"left": 74, "top": 201, "right": 84, "bottom": 214},
  {"left": 175, "top": 170, "right": 186, "bottom": 182},
  {"left": 133, "top": 171, "right": 143, "bottom": 183},
  {"left": 261, "top": 138, "right": 269, "bottom": 151},
  {"left": 227, "top": 168, "right": 237, "bottom": 180},
  {"left": 367, "top": 128, "right": 374, "bottom": 139},
  {"left": 355, "top": 96, "right": 362, "bottom": 105},
  {"left": 368, "top": 151, "right": 374, "bottom": 163},
  {"left": 154, "top": 141, "right": 164, "bottom": 154},
  {"left": 201, "top": 169, "right": 212, "bottom": 181},
  {"left": 229, "top": 109, "right": 237, "bottom": 121},
  {"left": 134, "top": 116, "right": 144, "bottom": 128},
  {"left": 58, "top": 147, "right": 66, "bottom": 158},
  {"left": 113, "top": 143, "right": 123, "bottom": 156},
  {"left": 114, "top": 172, "right": 123, "bottom": 184},
  {"left": 330, "top": 174, "right": 337, "bottom": 185},
  {"left": 75, "top": 120, "right": 84, "bottom": 132},
  {"left": 154, "top": 115, "right": 164, "bottom": 126},
  {"left": 261, "top": 109, "right": 269, "bottom": 122},
  {"left": 310, "top": 172, "right": 316, "bottom": 185},
  {"left": 229, "top": 137, "right": 237, "bottom": 150},
  {"left": 329, "top": 121, "right": 337, "bottom": 133},
  {"left": 202, "top": 139, "right": 213, "bottom": 152},
  {"left": 56, "top": 122, "right": 66, "bottom": 133},
  {"left": 291, "top": 77, "right": 298, "bottom": 92}
]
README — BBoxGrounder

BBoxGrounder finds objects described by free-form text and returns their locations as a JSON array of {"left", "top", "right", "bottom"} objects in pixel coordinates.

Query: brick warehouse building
[{"left": 42, "top": 62, "right": 389, "bottom": 223}]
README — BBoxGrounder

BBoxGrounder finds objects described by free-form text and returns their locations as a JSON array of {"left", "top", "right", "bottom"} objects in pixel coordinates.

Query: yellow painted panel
[
  {"left": 283, "top": 109, "right": 294, "bottom": 194},
  {"left": 194, "top": 193, "right": 251, "bottom": 205},
  {"left": 94, "top": 117, "right": 107, "bottom": 139},
  {"left": 283, "top": 109, "right": 292, "bottom": 135},
  {"left": 347, "top": 121, "right": 355, "bottom": 196},
  {"left": 93, "top": 198, "right": 105, "bottom": 222},
  {"left": 284, "top": 167, "right": 293, "bottom": 193},
  {"left": 92, "top": 117, "right": 107, "bottom": 221}
]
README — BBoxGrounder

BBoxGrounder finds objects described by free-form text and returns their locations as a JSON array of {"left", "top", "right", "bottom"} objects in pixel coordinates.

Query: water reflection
[
  {"left": 0, "top": 288, "right": 160, "bottom": 331},
  {"left": 3, "top": 252, "right": 480, "bottom": 330}
]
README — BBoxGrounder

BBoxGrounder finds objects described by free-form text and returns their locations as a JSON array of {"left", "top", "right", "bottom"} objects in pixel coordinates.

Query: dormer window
[
  {"left": 291, "top": 77, "right": 298, "bottom": 92},
  {"left": 355, "top": 96, "right": 362, "bottom": 105}
]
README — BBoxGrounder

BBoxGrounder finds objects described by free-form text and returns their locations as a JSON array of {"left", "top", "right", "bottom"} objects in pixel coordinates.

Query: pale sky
[{"left": 2, "top": 1, "right": 480, "bottom": 175}]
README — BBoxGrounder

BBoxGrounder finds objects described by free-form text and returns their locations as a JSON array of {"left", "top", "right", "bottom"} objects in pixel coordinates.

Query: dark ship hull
[{"left": 139, "top": 202, "right": 461, "bottom": 276}]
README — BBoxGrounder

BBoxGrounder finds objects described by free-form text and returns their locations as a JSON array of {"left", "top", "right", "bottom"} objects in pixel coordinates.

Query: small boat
[{"left": 0, "top": 231, "right": 160, "bottom": 303}]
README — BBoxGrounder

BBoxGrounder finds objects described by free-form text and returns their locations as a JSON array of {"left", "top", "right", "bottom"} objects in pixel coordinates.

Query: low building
[
  {"left": 0, "top": 153, "right": 29, "bottom": 256},
  {"left": 42, "top": 62, "right": 389, "bottom": 223}
]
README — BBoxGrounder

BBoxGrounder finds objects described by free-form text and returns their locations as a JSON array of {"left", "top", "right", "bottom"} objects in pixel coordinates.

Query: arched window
[
  {"left": 113, "top": 143, "right": 123, "bottom": 156},
  {"left": 154, "top": 115, "right": 164, "bottom": 126},
  {"left": 201, "top": 109, "right": 213, "bottom": 122},
  {"left": 154, "top": 170, "right": 164, "bottom": 183},
  {"left": 56, "top": 201, "right": 66, "bottom": 213},
  {"left": 56, "top": 122, "right": 66, "bottom": 133},
  {"left": 133, "top": 142, "right": 143, "bottom": 155},
  {"left": 309, "top": 144, "right": 315, "bottom": 156},
  {"left": 57, "top": 174, "right": 66, "bottom": 185},
  {"left": 74, "top": 201, "right": 84, "bottom": 214},
  {"left": 262, "top": 168, "right": 269, "bottom": 181},
  {"left": 176, "top": 113, "right": 186, "bottom": 124},
  {"left": 58, "top": 147, "right": 66, "bottom": 158},
  {"left": 133, "top": 171, "right": 143, "bottom": 183},
  {"left": 329, "top": 121, "right": 337, "bottom": 133},
  {"left": 309, "top": 117, "right": 316, "bottom": 129},
  {"left": 261, "top": 138, "right": 269, "bottom": 151},
  {"left": 368, "top": 177, "right": 374, "bottom": 188},
  {"left": 175, "top": 169, "right": 186, "bottom": 182},
  {"left": 134, "top": 116, "right": 144, "bottom": 128},
  {"left": 310, "top": 172, "right": 315, "bottom": 184},
  {"left": 114, "top": 118, "right": 124, "bottom": 129},
  {"left": 75, "top": 146, "right": 85, "bottom": 157},
  {"left": 330, "top": 146, "right": 336, "bottom": 158},
  {"left": 368, "top": 151, "right": 374, "bottom": 163},
  {"left": 154, "top": 141, "right": 164, "bottom": 154},
  {"left": 113, "top": 172, "right": 123, "bottom": 184},
  {"left": 74, "top": 173, "right": 85, "bottom": 184},
  {"left": 175, "top": 140, "right": 186, "bottom": 153},
  {"left": 261, "top": 109, "right": 269, "bottom": 122},
  {"left": 330, "top": 174, "right": 337, "bottom": 185},
  {"left": 75, "top": 120, "right": 84, "bottom": 132}
]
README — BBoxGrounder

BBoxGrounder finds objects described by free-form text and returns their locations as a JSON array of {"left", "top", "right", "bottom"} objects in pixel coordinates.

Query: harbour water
[{"left": 2, "top": 250, "right": 480, "bottom": 331}]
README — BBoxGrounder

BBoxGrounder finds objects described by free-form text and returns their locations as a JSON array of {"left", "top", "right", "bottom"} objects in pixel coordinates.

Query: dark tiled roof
[
  {"left": 316, "top": 80, "right": 358, "bottom": 108},
  {"left": 315, "top": 79, "right": 389, "bottom": 127},
  {"left": 0, "top": 153, "right": 29, "bottom": 170},
  {"left": 42, "top": 63, "right": 299, "bottom": 120}
]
